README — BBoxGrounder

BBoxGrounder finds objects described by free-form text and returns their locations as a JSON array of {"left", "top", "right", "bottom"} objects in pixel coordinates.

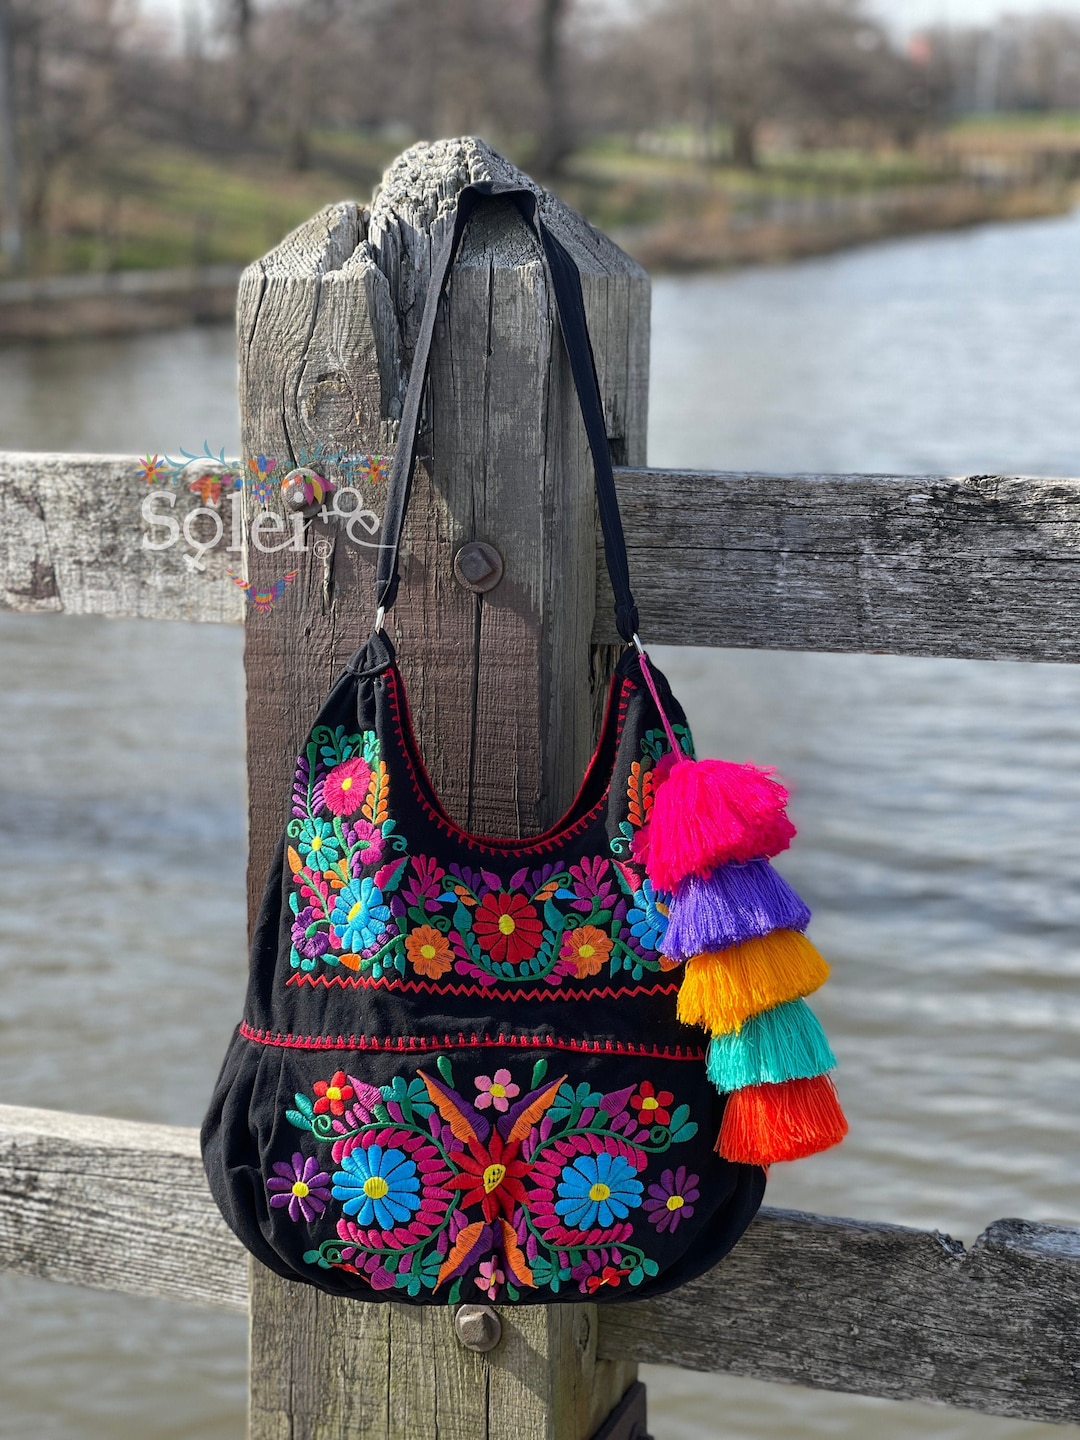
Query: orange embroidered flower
[
  {"left": 560, "top": 925, "right": 612, "bottom": 978},
  {"left": 630, "top": 1080, "right": 673, "bottom": 1127},
  {"left": 406, "top": 925, "right": 453, "bottom": 979},
  {"left": 473, "top": 892, "right": 543, "bottom": 965}
]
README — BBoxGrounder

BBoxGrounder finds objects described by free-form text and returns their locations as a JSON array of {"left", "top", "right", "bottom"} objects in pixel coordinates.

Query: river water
[{"left": 1, "top": 207, "right": 1079, "bottom": 1439}]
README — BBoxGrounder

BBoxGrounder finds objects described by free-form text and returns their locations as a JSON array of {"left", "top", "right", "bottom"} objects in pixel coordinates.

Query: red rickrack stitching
[
  {"left": 285, "top": 972, "right": 680, "bottom": 1003},
  {"left": 384, "top": 665, "right": 636, "bottom": 856},
  {"left": 238, "top": 1020, "right": 705, "bottom": 1061}
]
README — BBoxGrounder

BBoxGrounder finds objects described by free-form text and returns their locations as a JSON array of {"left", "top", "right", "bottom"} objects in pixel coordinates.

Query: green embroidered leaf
[
  {"left": 670, "top": 1120, "right": 699, "bottom": 1143},
  {"left": 628, "top": 1266, "right": 645, "bottom": 1286},
  {"left": 285, "top": 1109, "right": 313, "bottom": 1132},
  {"left": 378, "top": 857, "right": 408, "bottom": 893},
  {"left": 303, "top": 1249, "right": 322, "bottom": 1265},
  {"left": 642, "top": 1258, "right": 660, "bottom": 1277},
  {"left": 436, "top": 1055, "right": 454, "bottom": 1086},
  {"left": 292, "top": 1093, "right": 315, "bottom": 1118},
  {"left": 506, "top": 1283, "right": 520, "bottom": 1302},
  {"left": 531, "top": 1057, "right": 548, "bottom": 1088},
  {"left": 447, "top": 1278, "right": 462, "bottom": 1306},
  {"left": 542, "top": 896, "right": 564, "bottom": 932},
  {"left": 668, "top": 1104, "right": 691, "bottom": 1134}
]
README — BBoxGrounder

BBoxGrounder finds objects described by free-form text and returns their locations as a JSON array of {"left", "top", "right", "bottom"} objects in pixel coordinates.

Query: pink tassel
[{"left": 643, "top": 757, "right": 795, "bottom": 892}]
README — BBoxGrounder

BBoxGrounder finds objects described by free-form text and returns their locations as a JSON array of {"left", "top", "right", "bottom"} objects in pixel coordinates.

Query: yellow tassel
[{"left": 676, "top": 931, "right": 830, "bottom": 1035}]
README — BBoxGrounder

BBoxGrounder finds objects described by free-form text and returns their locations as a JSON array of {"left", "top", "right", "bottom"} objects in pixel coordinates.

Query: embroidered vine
[{"left": 276, "top": 1055, "right": 700, "bottom": 1302}]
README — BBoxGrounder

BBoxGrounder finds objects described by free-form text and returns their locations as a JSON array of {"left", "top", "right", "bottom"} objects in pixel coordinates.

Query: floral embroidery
[
  {"left": 266, "top": 1153, "right": 332, "bottom": 1222},
  {"left": 644, "top": 1166, "right": 699, "bottom": 1233},
  {"left": 286, "top": 724, "right": 678, "bottom": 988},
  {"left": 630, "top": 1080, "right": 673, "bottom": 1127},
  {"left": 283, "top": 1056, "right": 699, "bottom": 1303},
  {"left": 406, "top": 924, "right": 453, "bottom": 979},
  {"left": 474, "top": 1069, "right": 519, "bottom": 1112}
]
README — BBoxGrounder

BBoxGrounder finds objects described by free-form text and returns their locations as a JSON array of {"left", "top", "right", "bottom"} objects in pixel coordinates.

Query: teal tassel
[{"left": 706, "top": 998, "right": 836, "bottom": 1091}]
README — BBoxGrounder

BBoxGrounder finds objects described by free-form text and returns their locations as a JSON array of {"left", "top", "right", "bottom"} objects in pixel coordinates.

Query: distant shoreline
[
  {"left": 617, "top": 180, "right": 1076, "bottom": 274},
  {"left": 0, "top": 182, "right": 1074, "bottom": 341}
]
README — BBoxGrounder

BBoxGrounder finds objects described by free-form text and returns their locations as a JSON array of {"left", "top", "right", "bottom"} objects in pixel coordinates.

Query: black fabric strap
[{"left": 374, "top": 181, "right": 640, "bottom": 645}]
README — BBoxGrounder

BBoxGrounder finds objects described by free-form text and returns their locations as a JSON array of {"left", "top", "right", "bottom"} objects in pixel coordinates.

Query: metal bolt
[
  {"left": 454, "top": 1304, "right": 502, "bottom": 1353},
  {"left": 453, "top": 540, "right": 504, "bottom": 594}
]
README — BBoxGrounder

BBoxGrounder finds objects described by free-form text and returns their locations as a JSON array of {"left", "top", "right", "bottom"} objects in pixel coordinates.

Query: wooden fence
[{"left": 1, "top": 136, "right": 1079, "bottom": 1439}]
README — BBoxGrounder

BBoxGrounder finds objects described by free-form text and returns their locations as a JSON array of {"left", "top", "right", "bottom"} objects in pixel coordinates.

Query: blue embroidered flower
[
  {"left": 332, "top": 1144, "right": 421, "bottom": 1228},
  {"left": 554, "top": 1151, "right": 643, "bottom": 1229},
  {"left": 297, "top": 817, "right": 340, "bottom": 868},
  {"left": 627, "top": 881, "right": 669, "bottom": 952},
  {"left": 331, "top": 876, "right": 390, "bottom": 952}
]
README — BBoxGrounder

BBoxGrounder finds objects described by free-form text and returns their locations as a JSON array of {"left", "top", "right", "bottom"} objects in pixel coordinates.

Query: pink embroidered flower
[
  {"left": 477, "top": 1257, "right": 505, "bottom": 1299},
  {"left": 474, "top": 1069, "right": 520, "bottom": 1112},
  {"left": 347, "top": 817, "right": 384, "bottom": 870},
  {"left": 266, "top": 1152, "right": 331, "bottom": 1222},
  {"left": 324, "top": 758, "right": 372, "bottom": 816}
]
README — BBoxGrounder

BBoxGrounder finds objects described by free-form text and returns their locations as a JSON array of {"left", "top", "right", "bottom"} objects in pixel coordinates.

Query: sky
[{"left": 142, "top": 0, "right": 1080, "bottom": 32}]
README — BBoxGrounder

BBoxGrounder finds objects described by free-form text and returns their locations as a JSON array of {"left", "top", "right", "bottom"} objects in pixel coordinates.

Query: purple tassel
[{"left": 662, "top": 858, "right": 811, "bottom": 963}]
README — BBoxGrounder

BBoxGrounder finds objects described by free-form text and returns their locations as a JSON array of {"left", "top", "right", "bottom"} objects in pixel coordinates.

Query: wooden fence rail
[
  {"left": 3, "top": 453, "right": 1079, "bottom": 662},
  {"left": 2, "top": 1102, "right": 1078, "bottom": 1425}
]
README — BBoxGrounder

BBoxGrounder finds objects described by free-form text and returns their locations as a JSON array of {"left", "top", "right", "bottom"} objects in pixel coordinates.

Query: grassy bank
[{"left": 5, "top": 120, "right": 1079, "bottom": 283}]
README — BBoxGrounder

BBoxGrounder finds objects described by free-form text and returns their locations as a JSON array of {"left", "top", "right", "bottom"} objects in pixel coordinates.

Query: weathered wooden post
[{"left": 238, "top": 138, "right": 649, "bottom": 1439}]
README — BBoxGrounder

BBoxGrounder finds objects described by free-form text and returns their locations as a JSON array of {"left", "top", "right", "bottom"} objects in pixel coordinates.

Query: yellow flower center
[
  {"left": 310, "top": 835, "right": 322, "bottom": 850},
  {"left": 640, "top": 1096, "right": 659, "bottom": 1111},
  {"left": 347, "top": 901, "right": 363, "bottom": 923},
  {"left": 489, "top": 1083, "right": 506, "bottom": 1099},
  {"left": 420, "top": 943, "right": 437, "bottom": 960},
  {"left": 325, "top": 1086, "right": 341, "bottom": 1102},
  {"left": 588, "top": 1182, "right": 611, "bottom": 1203},
  {"left": 498, "top": 913, "right": 516, "bottom": 935},
  {"left": 483, "top": 1163, "right": 506, "bottom": 1193},
  {"left": 578, "top": 943, "right": 595, "bottom": 958},
  {"left": 363, "top": 1176, "right": 389, "bottom": 1200},
  {"left": 341, "top": 776, "right": 353, "bottom": 791},
  {"left": 291, "top": 1181, "right": 310, "bottom": 1198},
  {"left": 666, "top": 1194, "right": 685, "bottom": 1211}
]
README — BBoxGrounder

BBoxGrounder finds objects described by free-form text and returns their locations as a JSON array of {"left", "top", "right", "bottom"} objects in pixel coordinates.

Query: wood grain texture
[
  {"left": 606, "top": 468, "right": 1080, "bottom": 660},
  {"left": 240, "top": 138, "right": 647, "bottom": 1440},
  {"left": 0, "top": 453, "right": 244, "bottom": 622},
  {"left": 0, "top": 1104, "right": 247, "bottom": 1312},
  {"left": 598, "top": 1207, "right": 1080, "bottom": 1425},
  {"left": 5, "top": 461, "right": 1080, "bottom": 665}
]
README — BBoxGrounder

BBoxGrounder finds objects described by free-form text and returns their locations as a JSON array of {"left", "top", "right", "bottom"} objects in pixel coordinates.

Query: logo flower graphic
[{"left": 137, "top": 453, "right": 168, "bottom": 485}]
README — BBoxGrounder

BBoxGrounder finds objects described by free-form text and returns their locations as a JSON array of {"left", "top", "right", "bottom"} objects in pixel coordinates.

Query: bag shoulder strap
[{"left": 374, "top": 181, "right": 640, "bottom": 646}]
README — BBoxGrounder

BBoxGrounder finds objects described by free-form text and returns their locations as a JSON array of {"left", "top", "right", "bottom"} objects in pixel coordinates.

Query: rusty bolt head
[
  {"left": 454, "top": 1304, "right": 502, "bottom": 1353},
  {"left": 453, "top": 541, "right": 504, "bottom": 594}
]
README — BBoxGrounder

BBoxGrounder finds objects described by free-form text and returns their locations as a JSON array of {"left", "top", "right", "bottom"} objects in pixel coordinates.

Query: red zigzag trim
[
  {"left": 285, "top": 973, "right": 680, "bottom": 1003},
  {"left": 238, "top": 1021, "right": 705, "bottom": 1060}
]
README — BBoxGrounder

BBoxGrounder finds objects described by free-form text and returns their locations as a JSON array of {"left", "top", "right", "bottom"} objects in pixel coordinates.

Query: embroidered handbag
[{"left": 202, "top": 182, "right": 847, "bottom": 1306}]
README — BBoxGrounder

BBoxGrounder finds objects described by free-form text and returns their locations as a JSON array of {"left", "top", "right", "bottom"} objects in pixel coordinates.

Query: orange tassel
[
  {"left": 675, "top": 931, "right": 830, "bottom": 1035},
  {"left": 716, "top": 1073, "right": 848, "bottom": 1165}
]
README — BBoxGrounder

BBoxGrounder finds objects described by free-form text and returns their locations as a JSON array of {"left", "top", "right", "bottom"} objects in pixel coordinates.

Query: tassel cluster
[{"left": 641, "top": 750, "right": 847, "bottom": 1167}]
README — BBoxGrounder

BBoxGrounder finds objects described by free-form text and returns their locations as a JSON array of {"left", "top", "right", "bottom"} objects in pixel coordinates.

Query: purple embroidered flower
[
  {"left": 347, "top": 817, "right": 385, "bottom": 871},
  {"left": 292, "top": 905, "right": 329, "bottom": 959},
  {"left": 644, "top": 1166, "right": 699, "bottom": 1233},
  {"left": 568, "top": 856, "right": 616, "bottom": 912},
  {"left": 400, "top": 854, "right": 445, "bottom": 906},
  {"left": 267, "top": 1153, "right": 331, "bottom": 1222}
]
